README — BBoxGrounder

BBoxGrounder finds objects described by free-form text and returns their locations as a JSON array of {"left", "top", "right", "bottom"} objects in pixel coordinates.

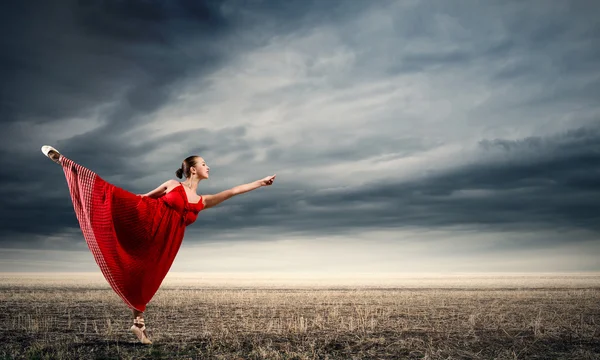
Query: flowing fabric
[{"left": 59, "top": 155, "right": 204, "bottom": 312}]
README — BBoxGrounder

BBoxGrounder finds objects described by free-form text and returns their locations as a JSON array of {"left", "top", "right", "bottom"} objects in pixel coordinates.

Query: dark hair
[{"left": 176, "top": 156, "right": 199, "bottom": 179}]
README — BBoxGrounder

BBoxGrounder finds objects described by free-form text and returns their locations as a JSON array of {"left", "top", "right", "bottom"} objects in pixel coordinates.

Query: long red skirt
[{"left": 59, "top": 155, "right": 187, "bottom": 312}]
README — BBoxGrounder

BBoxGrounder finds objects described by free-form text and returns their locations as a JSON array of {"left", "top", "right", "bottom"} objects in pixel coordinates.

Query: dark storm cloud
[
  {"left": 1, "top": 1, "right": 227, "bottom": 126},
  {"left": 0, "top": 0, "right": 236, "bottom": 195},
  {"left": 0, "top": 0, "right": 366, "bottom": 248},
  {"left": 1, "top": 0, "right": 362, "bottom": 128},
  {"left": 0, "top": 0, "right": 233, "bottom": 247}
]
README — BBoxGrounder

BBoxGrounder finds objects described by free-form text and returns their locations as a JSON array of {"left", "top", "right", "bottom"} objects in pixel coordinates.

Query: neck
[{"left": 183, "top": 178, "right": 201, "bottom": 191}]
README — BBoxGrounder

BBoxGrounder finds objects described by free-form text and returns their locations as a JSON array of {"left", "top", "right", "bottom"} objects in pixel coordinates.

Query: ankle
[{"left": 133, "top": 316, "right": 146, "bottom": 327}]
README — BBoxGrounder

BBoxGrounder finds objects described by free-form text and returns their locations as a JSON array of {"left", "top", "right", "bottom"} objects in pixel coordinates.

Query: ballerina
[{"left": 41, "top": 145, "right": 276, "bottom": 344}]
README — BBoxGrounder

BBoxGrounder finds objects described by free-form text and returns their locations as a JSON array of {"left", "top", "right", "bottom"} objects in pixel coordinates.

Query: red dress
[{"left": 59, "top": 155, "right": 204, "bottom": 312}]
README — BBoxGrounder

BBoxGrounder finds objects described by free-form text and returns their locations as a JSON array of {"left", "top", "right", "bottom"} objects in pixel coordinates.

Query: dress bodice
[{"left": 160, "top": 183, "right": 205, "bottom": 226}]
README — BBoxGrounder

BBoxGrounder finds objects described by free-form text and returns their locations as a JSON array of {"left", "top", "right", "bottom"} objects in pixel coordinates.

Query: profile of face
[{"left": 190, "top": 157, "right": 210, "bottom": 180}]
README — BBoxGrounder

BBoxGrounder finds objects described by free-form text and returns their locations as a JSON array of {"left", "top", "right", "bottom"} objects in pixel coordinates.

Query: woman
[{"left": 41, "top": 145, "right": 276, "bottom": 344}]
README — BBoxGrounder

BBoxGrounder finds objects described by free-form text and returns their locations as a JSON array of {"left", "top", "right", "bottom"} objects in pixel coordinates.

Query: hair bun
[{"left": 175, "top": 168, "right": 184, "bottom": 179}]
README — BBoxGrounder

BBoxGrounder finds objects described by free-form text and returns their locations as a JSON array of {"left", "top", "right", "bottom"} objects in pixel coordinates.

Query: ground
[{"left": 1, "top": 273, "right": 599, "bottom": 359}]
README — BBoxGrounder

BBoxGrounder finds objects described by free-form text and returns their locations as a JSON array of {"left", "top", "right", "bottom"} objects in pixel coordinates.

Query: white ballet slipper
[
  {"left": 130, "top": 316, "right": 152, "bottom": 345},
  {"left": 41, "top": 145, "right": 61, "bottom": 164}
]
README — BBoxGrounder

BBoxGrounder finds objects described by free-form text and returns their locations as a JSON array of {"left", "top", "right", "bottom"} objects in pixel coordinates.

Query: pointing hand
[{"left": 259, "top": 174, "right": 276, "bottom": 187}]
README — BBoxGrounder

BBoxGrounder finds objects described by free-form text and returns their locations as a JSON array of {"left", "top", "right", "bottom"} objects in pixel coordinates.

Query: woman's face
[{"left": 192, "top": 157, "right": 210, "bottom": 179}]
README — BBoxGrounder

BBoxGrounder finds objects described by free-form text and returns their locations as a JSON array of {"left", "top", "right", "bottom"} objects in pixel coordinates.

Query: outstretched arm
[{"left": 203, "top": 174, "right": 276, "bottom": 209}]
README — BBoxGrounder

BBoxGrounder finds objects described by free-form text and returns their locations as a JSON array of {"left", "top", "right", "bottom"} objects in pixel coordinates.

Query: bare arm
[
  {"left": 138, "top": 179, "right": 177, "bottom": 199},
  {"left": 203, "top": 175, "right": 276, "bottom": 209}
]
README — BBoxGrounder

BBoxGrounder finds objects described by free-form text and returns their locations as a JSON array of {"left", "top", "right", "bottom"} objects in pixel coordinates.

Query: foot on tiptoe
[{"left": 130, "top": 316, "right": 152, "bottom": 345}]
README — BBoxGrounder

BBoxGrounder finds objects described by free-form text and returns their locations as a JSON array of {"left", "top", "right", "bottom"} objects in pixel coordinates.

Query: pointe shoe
[
  {"left": 130, "top": 316, "right": 152, "bottom": 345},
  {"left": 41, "top": 145, "right": 61, "bottom": 164}
]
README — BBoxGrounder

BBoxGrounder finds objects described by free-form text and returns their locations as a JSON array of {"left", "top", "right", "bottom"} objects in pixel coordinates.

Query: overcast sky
[{"left": 1, "top": 1, "right": 599, "bottom": 273}]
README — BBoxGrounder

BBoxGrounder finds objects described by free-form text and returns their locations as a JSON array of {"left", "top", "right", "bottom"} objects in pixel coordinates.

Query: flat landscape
[{"left": 1, "top": 273, "right": 599, "bottom": 359}]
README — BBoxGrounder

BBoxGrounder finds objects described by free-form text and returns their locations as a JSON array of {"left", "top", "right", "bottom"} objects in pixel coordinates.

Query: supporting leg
[
  {"left": 130, "top": 308, "right": 152, "bottom": 344},
  {"left": 132, "top": 308, "right": 144, "bottom": 321}
]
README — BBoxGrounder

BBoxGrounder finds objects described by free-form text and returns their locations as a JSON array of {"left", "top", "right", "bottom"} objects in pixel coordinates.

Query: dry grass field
[{"left": 0, "top": 273, "right": 599, "bottom": 359}]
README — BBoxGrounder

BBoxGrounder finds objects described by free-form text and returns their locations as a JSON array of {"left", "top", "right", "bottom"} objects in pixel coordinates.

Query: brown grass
[{"left": 0, "top": 273, "right": 599, "bottom": 359}]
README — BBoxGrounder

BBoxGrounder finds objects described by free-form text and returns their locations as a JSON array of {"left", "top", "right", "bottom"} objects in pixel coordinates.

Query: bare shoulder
[{"left": 164, "top": 179, "right": 180, "bottom": 192}]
